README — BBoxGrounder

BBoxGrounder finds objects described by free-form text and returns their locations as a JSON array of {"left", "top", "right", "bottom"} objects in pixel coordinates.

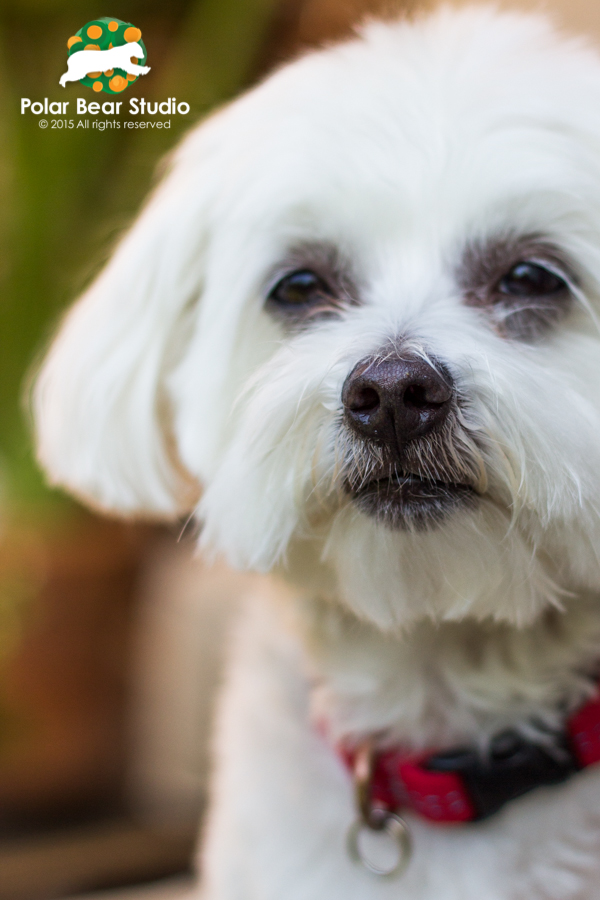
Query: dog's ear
[{"left": 33, "top": 124, "right": 223, "bottom": 517}]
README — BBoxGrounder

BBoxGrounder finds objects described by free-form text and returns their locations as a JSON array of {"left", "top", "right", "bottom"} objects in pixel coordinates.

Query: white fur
[
  {"left": 34, "top": 5, "right": 600, "bottom": 897},
  {"left": 59, "top": 42, "right": 149, "bottom": 88}
]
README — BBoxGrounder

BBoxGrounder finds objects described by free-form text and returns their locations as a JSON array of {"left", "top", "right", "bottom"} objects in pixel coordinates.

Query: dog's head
[{"left": 34, "top": 6, "right": 600, "bottom": 628}]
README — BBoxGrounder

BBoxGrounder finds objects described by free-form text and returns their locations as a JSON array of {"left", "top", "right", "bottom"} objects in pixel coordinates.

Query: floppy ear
[{"left": 33, "top": 125, "right": 221, "bottom": 517}]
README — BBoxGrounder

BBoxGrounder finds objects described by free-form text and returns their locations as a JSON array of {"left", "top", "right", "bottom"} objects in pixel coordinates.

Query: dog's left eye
[
  {"left": 497, "top": 262, "right": 567, "bottom": 298},
  {"left": 267, "top": 269, "right": 335, "bottom": 312},
  {"left": 490, "top": 260, "right": 572, "bottom": 339}
]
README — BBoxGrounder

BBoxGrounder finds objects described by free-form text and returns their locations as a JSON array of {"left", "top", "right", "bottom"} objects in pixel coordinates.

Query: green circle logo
[{"left": 61, "top": 18, "right": 148, "bottom": 94}]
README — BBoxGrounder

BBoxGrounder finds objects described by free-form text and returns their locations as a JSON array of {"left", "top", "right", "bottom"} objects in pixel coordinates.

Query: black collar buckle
[{"left": 425, "top": 730, "right": 581, "bottom": 820}]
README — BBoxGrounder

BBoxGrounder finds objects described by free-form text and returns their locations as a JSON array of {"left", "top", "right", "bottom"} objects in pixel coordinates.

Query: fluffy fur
[{"left": 33, "top": 5, "right": 600, "bottom": 897}]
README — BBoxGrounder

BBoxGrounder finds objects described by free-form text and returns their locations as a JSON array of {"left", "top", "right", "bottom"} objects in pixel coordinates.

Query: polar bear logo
[
  {"left": 60, "top": 19, "right": 149, "bottom": 94},
  {"left": 60, "top": 42, "right": 150, "bottom": 88}
]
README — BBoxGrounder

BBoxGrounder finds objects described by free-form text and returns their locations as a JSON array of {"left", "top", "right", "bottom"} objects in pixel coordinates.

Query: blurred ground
[
  {"left": 68, "top": 878, "right": 195, "bottom": 900},
  {"left": 1, "top": 824, "right": 196, "bottom": 900}
]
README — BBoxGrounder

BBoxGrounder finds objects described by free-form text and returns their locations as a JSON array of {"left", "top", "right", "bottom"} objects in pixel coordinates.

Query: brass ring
[{"left": 347, "top": 809, "right": 412, "bottom": 879}]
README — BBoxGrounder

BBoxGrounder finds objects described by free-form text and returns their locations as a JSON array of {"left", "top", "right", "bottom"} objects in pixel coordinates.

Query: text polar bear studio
[{"left": 59, "top": 42, "right": 150, "bottom": 88}]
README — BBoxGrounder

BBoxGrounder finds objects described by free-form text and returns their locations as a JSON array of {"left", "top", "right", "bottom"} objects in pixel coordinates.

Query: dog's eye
[
  {"left": 489, "top": 259, "right": 572, "bottom": 340},
  {"left": 461, "top": 239, "right": 575, "bottom": 341},
  {"left": 268, "top": 269, "right": 334, "bottom": 310},
  {"left": 497, "top": 262, "right": 567, "bottom": 298}
]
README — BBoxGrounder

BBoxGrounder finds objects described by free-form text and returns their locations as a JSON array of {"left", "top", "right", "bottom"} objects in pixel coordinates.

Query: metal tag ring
[{"left": 347, "top": 811, "right": 412, "bottom": 879}]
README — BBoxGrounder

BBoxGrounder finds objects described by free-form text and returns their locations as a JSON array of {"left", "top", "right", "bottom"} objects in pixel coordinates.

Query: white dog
[
  {"left": 34, "top": 5, "right": 600, "bottom": 898},
  {"left": 59, "top": 41, "right": 149, "bottom": 88}
]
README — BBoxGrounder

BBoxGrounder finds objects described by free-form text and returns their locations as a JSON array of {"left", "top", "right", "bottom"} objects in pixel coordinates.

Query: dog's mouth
[{"left": 349, "top": 471, "right": 477, "bottom": 529}]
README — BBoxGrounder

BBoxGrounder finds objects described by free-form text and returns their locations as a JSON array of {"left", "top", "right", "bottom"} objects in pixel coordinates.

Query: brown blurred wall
[
  {"left": 453, "top": 0, "right": 600, "bottom": 41},
  {"left": 269, "top": 0, "right": 600, "bottom": 57}
]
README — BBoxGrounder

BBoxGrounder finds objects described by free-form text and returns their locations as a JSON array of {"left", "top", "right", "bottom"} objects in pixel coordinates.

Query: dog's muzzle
[{"left": 341, "top": 351, "right": 477, "bottom": 528}]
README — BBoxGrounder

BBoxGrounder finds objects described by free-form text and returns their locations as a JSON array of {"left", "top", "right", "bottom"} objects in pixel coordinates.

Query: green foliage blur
[{"left": 0, "top": 0, "right": 278, "bottom": 520}]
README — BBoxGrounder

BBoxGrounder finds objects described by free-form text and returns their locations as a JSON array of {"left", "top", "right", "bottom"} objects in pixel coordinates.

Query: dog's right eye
[
  {"left": 497, "top": 262, "right": 567, "bottom": 299},
  {"left": 267, "top": 269, "right": 335, "bottom": 313}
]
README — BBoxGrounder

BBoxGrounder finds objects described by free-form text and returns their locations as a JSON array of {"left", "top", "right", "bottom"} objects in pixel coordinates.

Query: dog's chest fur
[
  {"left": 292, "top": 594, "right": 600, "bottom": 754},
  {"left": 202, "top": 593, "right": 600, "bottom": 900}
]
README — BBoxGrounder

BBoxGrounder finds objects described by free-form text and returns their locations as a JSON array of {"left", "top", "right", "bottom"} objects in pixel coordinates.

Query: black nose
[{"left": 342, "top": 353, "right": 453, "bottom": 446}]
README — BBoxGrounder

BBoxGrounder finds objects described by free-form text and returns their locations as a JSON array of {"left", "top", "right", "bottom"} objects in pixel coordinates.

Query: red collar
[{"left": 339, "top": 686, "right": 600, "bottom": 824}]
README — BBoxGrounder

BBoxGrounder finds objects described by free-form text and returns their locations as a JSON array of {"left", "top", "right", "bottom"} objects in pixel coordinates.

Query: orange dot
[
  {"left": 108, "top": 21, "right": 119, "bottom": 32},
  {"left": 104, "top": 68, "right": 114, "bottom": 77},
  {"left": 130, "top": 56, "right": 139, "bottom": 65},
  {"left": 109, "top": 75, "right": 127, "bottom": 92},
  {"left": 127, "top": 74, "right": 137, "bottom": 81},
  {"left": 87, "top": 24, "right": 102, "bottom": 39},
  {"left": 93, "top": 81, "right": 103, "bottom": 92},
  {"left": 67, "top": 35, "right": 82, "bottom": 49},
  {"left": 124, "top": 26, "right": 141, "bottom": 42},
  {"left": 88, "top": 71, "right": 102, "bottom": 78},
  {"left": 108, "top": 42, "right": 113, "bottom": 49},
  {"left": 84, "top": 44, "right": 100, "bottom": 51}
]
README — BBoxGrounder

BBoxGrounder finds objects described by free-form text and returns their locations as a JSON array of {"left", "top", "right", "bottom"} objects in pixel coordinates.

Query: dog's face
[{"left": 34, "top": 7, "right": 600, "bottom": 629}]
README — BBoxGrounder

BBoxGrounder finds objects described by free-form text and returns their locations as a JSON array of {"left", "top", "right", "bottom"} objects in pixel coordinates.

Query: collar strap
[{"left": 340, "top": 689, "right": 600, "bottom": 824}]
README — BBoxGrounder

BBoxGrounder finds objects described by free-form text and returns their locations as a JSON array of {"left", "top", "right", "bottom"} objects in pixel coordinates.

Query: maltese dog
[{"left": 33, "top": 5, "right": 600, "bottom": 897}]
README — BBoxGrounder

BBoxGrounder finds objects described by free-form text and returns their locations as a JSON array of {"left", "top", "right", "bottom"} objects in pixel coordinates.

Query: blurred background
[{"left": 0, "top": 0, "right": 599, "bottom": 898}]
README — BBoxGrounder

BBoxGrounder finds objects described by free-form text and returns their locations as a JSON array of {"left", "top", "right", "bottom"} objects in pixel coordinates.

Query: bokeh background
[{"left": 0, "top": 0, "right": 599, "bottom": 898}]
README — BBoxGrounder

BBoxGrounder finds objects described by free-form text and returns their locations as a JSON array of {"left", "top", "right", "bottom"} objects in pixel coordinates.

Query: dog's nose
[{"left": 342, "top": 354, "right": 453, "bottom": 446}]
